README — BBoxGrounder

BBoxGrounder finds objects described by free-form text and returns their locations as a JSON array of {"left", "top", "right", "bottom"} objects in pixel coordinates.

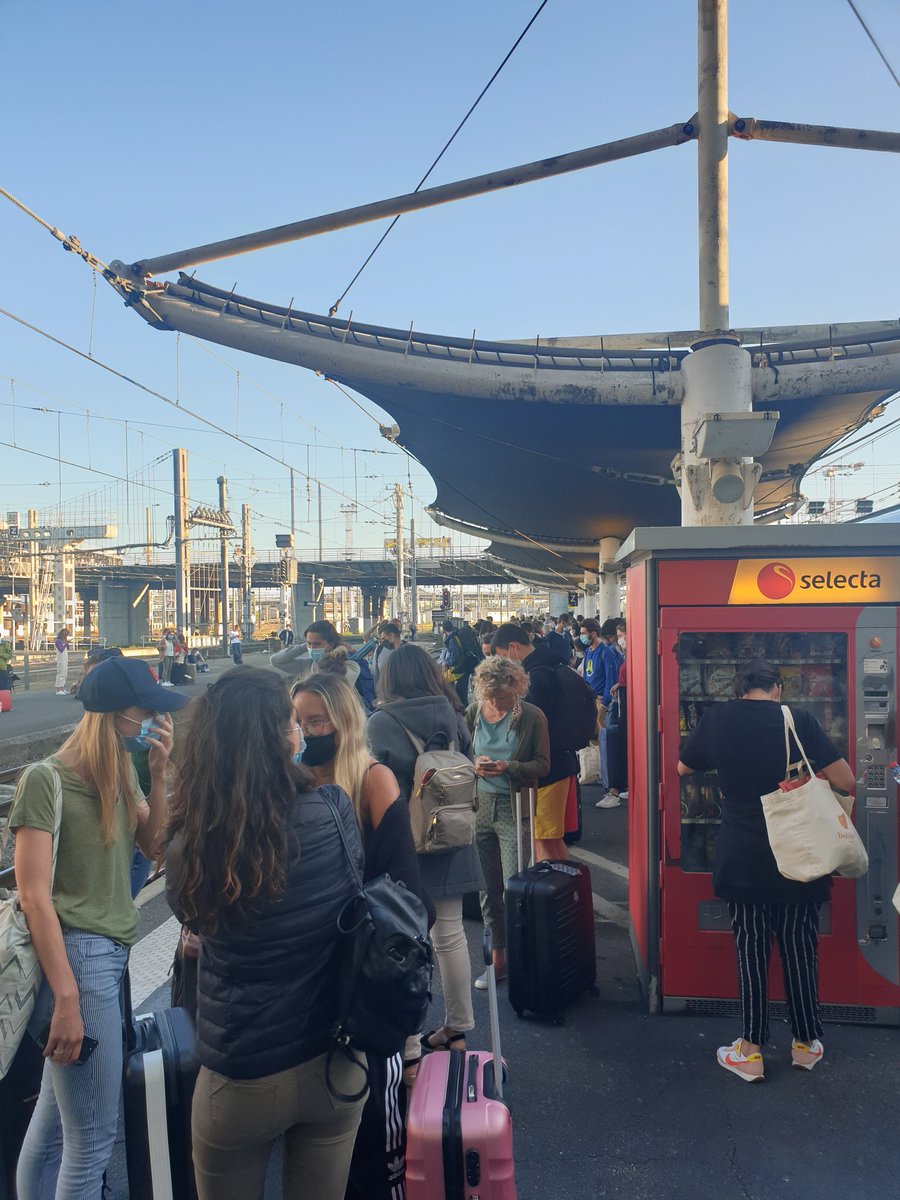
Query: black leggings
[
  {"left": 728, "top": 900, "right": 824, "bottom": 1046},
  {"left": 345, "top": 1052, "right": 406, "bottom": 1200}
]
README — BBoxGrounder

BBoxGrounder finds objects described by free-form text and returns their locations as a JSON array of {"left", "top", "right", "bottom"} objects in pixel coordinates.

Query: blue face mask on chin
[
  {"left": 122, "top": 714, "right": 161, "bottom": 753},
  {"left": 306, "top": 647, "right": 325, "bottom": 662}
]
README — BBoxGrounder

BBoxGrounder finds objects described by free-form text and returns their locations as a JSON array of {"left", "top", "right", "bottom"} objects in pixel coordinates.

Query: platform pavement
[{"left": 95, "top": 785, "right": 898, "bottom": 1200}]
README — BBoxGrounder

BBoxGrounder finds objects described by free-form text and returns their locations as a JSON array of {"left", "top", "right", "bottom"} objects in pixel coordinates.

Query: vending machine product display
[{"left": 620, "top": 525, "right": 900, "bottom": 1025}]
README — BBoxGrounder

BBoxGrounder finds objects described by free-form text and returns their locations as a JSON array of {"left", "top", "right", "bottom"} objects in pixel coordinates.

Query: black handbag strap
[
  {"left": 321, "top": 788, "right": 371, "bottom": 1104},
  {"left": 321, "top": 786, "right": 364, "bottom": 893}
]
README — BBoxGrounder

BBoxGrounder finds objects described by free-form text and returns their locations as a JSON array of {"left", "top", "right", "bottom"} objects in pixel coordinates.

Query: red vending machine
[{"left": 621, "top": 525, "right": 900, "bottom": 1025}]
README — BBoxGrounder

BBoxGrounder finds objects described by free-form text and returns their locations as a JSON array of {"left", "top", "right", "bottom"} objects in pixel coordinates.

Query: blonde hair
[
  {"left": 473, "top": 656, "right": 529, "bottom": 710},
  {"left": 291, "top": 674, "right": 370, "bottom": 826},
  {"left": 58, "top": 711, "right": 142, "bottom": 844}
]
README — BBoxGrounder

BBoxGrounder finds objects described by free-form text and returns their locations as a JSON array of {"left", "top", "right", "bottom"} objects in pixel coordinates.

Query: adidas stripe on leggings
[{"left": 728, "top": 901, "right": 824, "bottom": 1046}]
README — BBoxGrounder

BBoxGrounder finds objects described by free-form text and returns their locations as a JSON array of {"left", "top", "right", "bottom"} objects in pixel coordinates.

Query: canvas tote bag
[
  {"left": 761, "top": 706, "right": 867, "bottom": 883},
  {"left": 0, "top": 764, "right": 63, "bottom": 1079}
]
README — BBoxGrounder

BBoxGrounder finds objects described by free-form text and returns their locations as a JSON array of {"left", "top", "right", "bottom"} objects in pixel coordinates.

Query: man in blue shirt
[{"left": 578, "top": 619, "right": 605, "bottom": 701}]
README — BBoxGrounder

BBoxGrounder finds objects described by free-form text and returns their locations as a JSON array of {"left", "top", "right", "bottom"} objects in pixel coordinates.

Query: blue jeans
[{"left": 18, "top": 930, "right": 129, "bottom": 1200}]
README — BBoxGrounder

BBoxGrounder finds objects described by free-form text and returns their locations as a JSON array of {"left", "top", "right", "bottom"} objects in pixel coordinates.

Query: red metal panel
[
  {"left": 658, "top": 559, "right": 737, "bottom": 605},
  {"left": 625, "top": 561, "right": 649, "bottom": 969}
]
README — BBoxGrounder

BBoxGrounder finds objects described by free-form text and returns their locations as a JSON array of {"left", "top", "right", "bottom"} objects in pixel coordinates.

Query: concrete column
[
  {"left": 597, "top": 537, "right": 623, "bottom": 623},
  {"left": 579, "top": 570, "right": 598, "bottom": 618},
  {"left": 679, "top": 340, "right": 756, "bottom": 526},
  {"left": 292, "top": 574, "right": 318, "bottom": 630},
  {"left": 98, "top": 582, "right": 150, "bottom": 647}
]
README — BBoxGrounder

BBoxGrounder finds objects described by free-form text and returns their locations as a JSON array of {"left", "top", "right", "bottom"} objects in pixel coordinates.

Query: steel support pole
[
  {"left": 697, "top": 0, "right": 729, "bottom": 333},
  {"left": 131, "top": 125, "right": 692, "bottom": 279},
  {"left": 173, "top": 448, "right": 191, "bottom": 632},
  {"left": 241, "top": 504, "right": 252, "bottom": 638},
  {"left": 217, "top": 476, "right": 230, "bottom": 653},
  {"left": 394, "top": 485, "right": 405, "bottom": 619},
  {"left": 410, "top": 516, "right": 418, "bottom": 634}
]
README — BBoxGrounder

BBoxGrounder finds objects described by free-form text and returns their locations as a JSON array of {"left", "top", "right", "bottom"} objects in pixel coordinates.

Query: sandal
[{"left": 421, "top": 1027, "right": 467, "bottom": 1054}]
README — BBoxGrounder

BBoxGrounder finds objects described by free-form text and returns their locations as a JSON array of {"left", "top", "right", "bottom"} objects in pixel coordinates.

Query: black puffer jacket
[
  {"left": 166, "top": 784, "right": 361, "bottom": 1080},
  {"left": 523, "top": 642, "right": 579, "bottom": 785}
]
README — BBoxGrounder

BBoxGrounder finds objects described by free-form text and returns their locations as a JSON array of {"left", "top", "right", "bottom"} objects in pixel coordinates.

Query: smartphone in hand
[{"left": 37, "top": 1024, "right": 99, "bottom": 1064}]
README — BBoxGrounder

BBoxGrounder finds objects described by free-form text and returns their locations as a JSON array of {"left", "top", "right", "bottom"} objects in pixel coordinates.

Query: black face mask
[{"left": 301, "top": 730, "right": 338, "bottom": 767}]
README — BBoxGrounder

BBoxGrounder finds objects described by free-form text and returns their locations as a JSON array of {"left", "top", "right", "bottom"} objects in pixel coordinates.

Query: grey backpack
[{"left": 388, "top": 717, "right": 478, "bottom": 854}]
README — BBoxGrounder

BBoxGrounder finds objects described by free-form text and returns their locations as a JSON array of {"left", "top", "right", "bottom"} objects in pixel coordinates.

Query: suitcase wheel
[{"left": 514, "top": 1009, "right": 524, "bottom": 1020}]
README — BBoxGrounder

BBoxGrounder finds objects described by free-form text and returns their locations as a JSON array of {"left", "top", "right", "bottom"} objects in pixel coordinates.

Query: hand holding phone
[{"left": 37, "top": 1022, "right": 99, "bottom": 1066}]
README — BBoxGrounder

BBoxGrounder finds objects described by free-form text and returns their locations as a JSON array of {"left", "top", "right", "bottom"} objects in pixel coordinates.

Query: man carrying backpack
[
  {"left": 442, "top": 620, "right": 482, "bottom": 706},
  {"left": 492, "top": 623, "right": 595, "bottom": 861}
]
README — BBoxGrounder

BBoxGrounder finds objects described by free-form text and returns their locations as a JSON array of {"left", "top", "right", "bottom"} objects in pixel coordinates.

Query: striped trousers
[{"left": 728, "top": 901, "right": 824, "bottom": 1046}]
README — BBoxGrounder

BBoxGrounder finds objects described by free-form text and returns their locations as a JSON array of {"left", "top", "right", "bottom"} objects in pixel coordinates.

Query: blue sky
[{"left": 1, "top": 0, "right": 898, "bottom": 557}]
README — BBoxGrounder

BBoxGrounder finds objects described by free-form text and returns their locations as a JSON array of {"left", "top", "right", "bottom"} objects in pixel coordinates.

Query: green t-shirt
[{"left": 10, "top": 756, "right": 140, "bottom": 946}]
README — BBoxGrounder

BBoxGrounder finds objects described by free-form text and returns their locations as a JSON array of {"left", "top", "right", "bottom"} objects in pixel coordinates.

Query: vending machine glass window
[{"left": 677, "top": 631, "right": 849, "bottom": 873}]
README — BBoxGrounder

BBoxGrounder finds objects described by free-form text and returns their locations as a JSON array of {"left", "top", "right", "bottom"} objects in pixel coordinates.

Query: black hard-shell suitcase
[
  {"left": 123, "top": 998, "right": 199, "bottom": 1200},
  {"left": 505, "top": 787, "right": 596, "bottom": 1023}
]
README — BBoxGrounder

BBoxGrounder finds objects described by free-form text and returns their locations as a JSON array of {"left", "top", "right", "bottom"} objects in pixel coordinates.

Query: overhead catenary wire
[
  {"left": 0, "top": 304, "right": 391, "bottom": 525},
  {"left": 845, "top": 0, "right": 900, "bottom": 91},
  {"left": 327, "top": 0, "right": 551, "bottom": 316}
]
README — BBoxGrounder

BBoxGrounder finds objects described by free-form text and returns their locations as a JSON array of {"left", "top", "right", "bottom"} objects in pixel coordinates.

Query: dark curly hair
[{"left": 165, "top": 667, "right": 314, "bottom": 934}]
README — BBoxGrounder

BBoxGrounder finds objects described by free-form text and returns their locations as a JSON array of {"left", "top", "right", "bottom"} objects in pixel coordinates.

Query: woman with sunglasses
[
  {"left": 165, "top": 668, "right": 367, "bottom": 1199},
  {"left": 290, "top": 672, "right": 429, "bottom": 1200}
]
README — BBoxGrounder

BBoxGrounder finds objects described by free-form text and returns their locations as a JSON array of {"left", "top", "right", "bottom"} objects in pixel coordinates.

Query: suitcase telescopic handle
[{"left": 482, "top": 928, "right": 504, "bottom": 1101}]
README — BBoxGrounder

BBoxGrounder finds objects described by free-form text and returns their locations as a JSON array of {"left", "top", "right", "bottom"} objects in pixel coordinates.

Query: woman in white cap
[{"left": 11, "top": 656, "right": 187, "bottom": 1198}]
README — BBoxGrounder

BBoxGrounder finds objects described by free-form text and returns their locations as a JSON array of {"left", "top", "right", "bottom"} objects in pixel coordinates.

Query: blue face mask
[
  {"left": 306, "top": 647, "right": 325, "bottom": 662},
  {"left": 580, "top": 634, "right": 591, "bottom": 646},
  {"left": 121, "top": 714, "right": 161, "bottom": 753},
  {"left": 292, "top": 729, "right": 306, "bottom": 764}
]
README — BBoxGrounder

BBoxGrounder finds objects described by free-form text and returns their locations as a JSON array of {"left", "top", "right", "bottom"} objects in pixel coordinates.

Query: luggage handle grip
[{"left": 482, "top": 928, "right": 504, "bottom": 1101}]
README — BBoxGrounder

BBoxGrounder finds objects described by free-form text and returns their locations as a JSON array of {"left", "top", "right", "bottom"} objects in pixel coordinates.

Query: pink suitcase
[
  {"left": 0, "top": 690, "right": 11, "bottom": 712},
  {"left": 406, "top": 932, "right": 516, "bottom": 1199}
]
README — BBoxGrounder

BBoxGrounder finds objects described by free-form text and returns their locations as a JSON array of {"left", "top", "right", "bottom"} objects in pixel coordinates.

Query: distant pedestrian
[
  {"left": 54, "top": 626, "right": 70, "bottom": 695},
  {"left": 372, "top": 622, "right": 402, "bottom": 685},
  {"left": 228, "top": 625, "right": 243, "bottom": 665}
]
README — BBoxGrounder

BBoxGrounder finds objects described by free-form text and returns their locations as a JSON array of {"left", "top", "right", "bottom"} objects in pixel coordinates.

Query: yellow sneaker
[
  {"left": 717, "top": 1039, "right": 764, "bottom": 1082},
  {"left": 791, "top": 1039, "right": 824, "bottom": 1070}
]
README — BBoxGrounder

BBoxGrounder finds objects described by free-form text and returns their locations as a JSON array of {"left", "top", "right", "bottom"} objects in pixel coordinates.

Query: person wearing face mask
[
  {"left": 599, "top": 620, "right": 629, "bottom": 809},
  {"left": 165, "top": 669, "right": 367, "bottom": 1200},
  {"left": 10, "top": 656, "right": 184, "bottom": 1199},
  {"left": 291, "top": 673, "right": 429, "bottom": 1200},
  {"left": 271, "top": 620, "right": 376, "bottom": 714},
  {"left": 371, "top": 622, "right": 402, "bottom": 685}
]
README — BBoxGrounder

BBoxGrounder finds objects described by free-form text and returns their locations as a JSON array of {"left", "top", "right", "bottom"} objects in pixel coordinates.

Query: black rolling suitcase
[
  {"left": 123, "top": 974, "right": 199, "bottom": 1200},
  {"left": 505, "top": 786, "right": 596, "bottom": 1023}
]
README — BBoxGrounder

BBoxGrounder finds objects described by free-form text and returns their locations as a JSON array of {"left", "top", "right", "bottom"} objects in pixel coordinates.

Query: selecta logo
[
  {"left": 838, "top": 813, "right": 849, "bottom": 830},
  {"left": 756, "top": 562, "right": 796, "bottom": 600},
  {"left": 728, "top": 555, "right": 900, "bottom": 605}
]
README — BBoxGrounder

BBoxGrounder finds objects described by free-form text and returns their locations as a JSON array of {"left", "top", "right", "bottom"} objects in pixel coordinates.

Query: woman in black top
[
  {"left": 290, "top": 672, "right": 428, "bottom": 1200},
  {"left": 678, "top": 659, "right": 855, "bottom": 1082}
]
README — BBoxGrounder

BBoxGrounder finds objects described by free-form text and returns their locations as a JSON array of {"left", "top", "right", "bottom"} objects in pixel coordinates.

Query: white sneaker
[
  {"left": 474, "top": 967, "right": 506, "bottom": 990},
  {"left": 161, "top": 682, "right": 174, "bottom": 687},
  {"left": 619, "top": 791, "right": 628, "bottom": 801},
  {"left": 595, "top": 793, "right": 621, "bottom": 809},
  {"left": 55, "top": 689, "right": 67, "bottom": 695}
]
